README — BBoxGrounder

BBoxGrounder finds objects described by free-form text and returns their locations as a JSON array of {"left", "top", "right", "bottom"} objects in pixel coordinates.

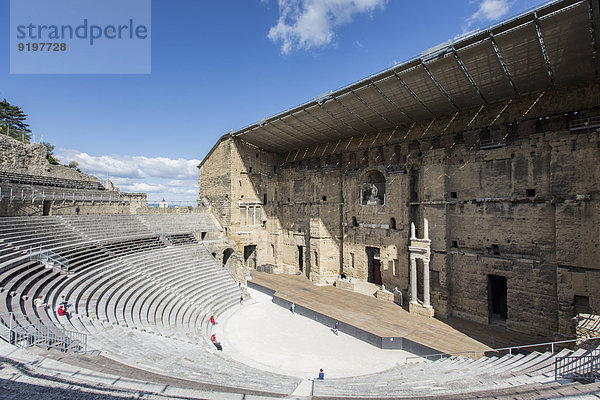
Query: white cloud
[
  {"left": 267, "top": 0, "right": 386, "bottom": 54},
  {"left": 56, "top": 148, "right": 201, "bottom": 202},
  {"left": 168, "top": 179, "right": 185, "bottom": 187},
  {"left": 119, "top": 183, "right": 166, "bottom": 193},
  {"left": 57, "top": 149, "right": 200, "bottom": 181},
  {"left": 465, "top": 0, "right": 511, "bottom": 30}
]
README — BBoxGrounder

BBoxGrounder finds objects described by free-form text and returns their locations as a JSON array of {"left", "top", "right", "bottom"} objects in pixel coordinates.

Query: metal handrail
[
  {"left": 555, "top": 351, "right": 600, "bottom": 382},
  {"left": 29, "top": 245, "right": 70, "bottom": 275},
  {"left": 569, "top": 116, "right": 600, "bottom": 131},
  {"left": 0, "top": 183, "right": 127, "bottom": 204},
  {"left": 405, "top": 336, "right": 600, "bottom": 363},
  {"left": 0, "top": 312, "right": 86, "bottom": 352}
]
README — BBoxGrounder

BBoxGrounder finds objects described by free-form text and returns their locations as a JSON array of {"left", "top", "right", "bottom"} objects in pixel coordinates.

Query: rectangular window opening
[{"left": 492, "top": 244, "right": 500, "bottom": 256}]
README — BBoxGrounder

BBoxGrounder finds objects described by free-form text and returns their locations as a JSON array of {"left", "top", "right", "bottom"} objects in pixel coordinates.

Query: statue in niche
[
  {"left": 370, "top": 184, "right": 378, "bottom": 198},
  {"left": 367, "top": 183, "right": 380, "bottom": 205}
]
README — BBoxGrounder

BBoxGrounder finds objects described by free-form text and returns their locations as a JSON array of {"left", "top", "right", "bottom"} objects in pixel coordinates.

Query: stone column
[
  {"left": 410, "top": 256, "right": 418, "bottom": 304},
  {"left": 423, "top": 259, "right": 430, "bottom": 307},
  {"left": 253, "top": 206, "right": 256, "bottom": 226},
  {"left": 245, "top": 206, "right": 249, "bottom": 226}
]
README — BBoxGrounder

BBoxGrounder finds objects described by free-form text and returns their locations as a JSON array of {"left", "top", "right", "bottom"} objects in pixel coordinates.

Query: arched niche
[{"left": 360, "top": 170, "right": 386, "bottom": 205}]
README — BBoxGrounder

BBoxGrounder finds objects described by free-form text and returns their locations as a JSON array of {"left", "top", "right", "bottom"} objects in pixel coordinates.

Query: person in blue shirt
[{"left": 318, "top": 369, "right": 324, "bottom": 380}]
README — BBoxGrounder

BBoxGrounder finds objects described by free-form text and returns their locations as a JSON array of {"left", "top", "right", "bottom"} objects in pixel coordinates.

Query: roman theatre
[{"left": 0, "top": 0, "right": 598, "bottom": 398}]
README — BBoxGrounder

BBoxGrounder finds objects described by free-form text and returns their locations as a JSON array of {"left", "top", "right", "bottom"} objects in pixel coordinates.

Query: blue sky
[{"left": 1, "top": 0, "right": 545, "bottom": 203}]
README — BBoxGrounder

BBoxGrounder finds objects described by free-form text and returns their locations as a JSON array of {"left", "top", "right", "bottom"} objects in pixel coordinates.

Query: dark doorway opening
[
  {"left": 574, "top": 295, "right": 592, "bottom": 315},
  {"left": 223, "top": 248, "right": 234, "bottom": 267},
  {"left": 244, "top": 245, "right": 257, "bottom": 269},
  {"left": 297, "top": 245, "right": 304, "bottom": 272},
  {"left": 489, "top": 275, "right": 508, "bottom": 324},
  {"left": 366, "top": 247, "right": 382, "bottom": 285},
  {"left": 42, "top": 200, "right": 52, "bottom": 216},
  {"left": 201, "top": 232, "right": 207, "bottom": 240}
]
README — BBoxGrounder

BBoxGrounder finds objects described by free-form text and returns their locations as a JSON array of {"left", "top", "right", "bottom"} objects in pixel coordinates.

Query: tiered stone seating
[
  {"left": 59, "top": 215, "right": 153, "bottom": 241},
  {"left": 312, "top": 346, "right": 600, "bottom": 398},
  {"left": 55, "top": 244, "right": 238, "bottom": 343},
  {"left": 4, "top": 337, "right": 600, "bottom": 400},
  {"left": 100, "top": 236, "right": 165, "bottom": 256},
  {"left": 137, "top": 213, "right": 221, "bottom": 235},
  {"left": 2, "top": 213, "right": 600, "bottom": 397},
  {"left": 50, "top": 316, "right": 300, "bottom": 395},
  {"left": 166, "top": 233, "right": 197, "bottom": 245},
  {"left": 0, "top": 170, "right": 105, "bottom": 191},
  {"left": 0, "top": 216, "right": 87, "bottom": 252},
  {"left": 0, "top": 214, "right": 298, "bottom": 395}
]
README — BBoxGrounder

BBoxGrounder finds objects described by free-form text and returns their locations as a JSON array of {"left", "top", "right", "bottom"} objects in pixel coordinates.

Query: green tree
[
  {"left": 67, "top": 160, "right": 81, "bottom": 172},
  {"left": 0, "top": 99, "right": 32, "bottom": 143},
  {"left": 40, "top": 141, "right": 59, "bottom": 165}
]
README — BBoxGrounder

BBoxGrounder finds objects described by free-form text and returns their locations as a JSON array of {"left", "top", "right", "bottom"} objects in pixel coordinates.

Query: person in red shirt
[
  {"left": 210, "top": 334, "right": 222, "bottom": 351},
  {"left": 57, "top": 305, "right": 65, "bottom": 317},
  {"left": 210, "top": 315, "right": 217, "bottom": 325}
]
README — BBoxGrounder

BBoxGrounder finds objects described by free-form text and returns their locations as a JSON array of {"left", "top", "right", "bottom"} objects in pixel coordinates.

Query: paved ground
[{"left": 218, "top": 287, "right": 414, "bottom": 379}]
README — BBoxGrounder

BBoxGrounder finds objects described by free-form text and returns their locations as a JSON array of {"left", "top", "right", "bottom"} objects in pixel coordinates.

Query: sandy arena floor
[{"left": 215, "top": 287, "right": 416, "bottom": 379}]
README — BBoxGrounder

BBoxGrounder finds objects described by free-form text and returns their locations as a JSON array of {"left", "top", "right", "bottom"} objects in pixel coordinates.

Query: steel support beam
[
  {"left": 452, "top": 48, "right": 488, "bottom": 104},
  {"left": 350, "top": 89, "right": 394, "bottom": 125},
  {"left": 289, "top": 113, "right": 331, "bottom": 139},
  {"left": 332, "top": 95, "right": 378, "bottom": 131},
  {"left": 489, "top": 33, "right": 520, "bottom": 96},
  {"left": 392, "top": 71, "right": 436, "bottom": 117},
  {"left": 275, "top": 116, "right": 319, "bottom": 142},
  {"left": 316, "top": 102, "right": 362, "bottom": 134},
  {"left": 590, "top": 0, "right": 600, "bottom": 78},
  {"left": 369, "top": 79, "right": 415, "bottom": 121},
  {"left": 258, "top": 124, "right": 303, "bottom": 148},
  {"left": 421, "top": 62, "right": 460, "bottom": 110},
  {"left": 534, "top": 12, "right": 557, "bottom": 87},
  {"left": 303, "top": 107, "right": 347, "bottom": 137}
]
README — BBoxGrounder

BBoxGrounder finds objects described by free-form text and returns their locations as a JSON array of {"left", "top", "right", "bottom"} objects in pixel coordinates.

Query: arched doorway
[{"left": 223, "top": 248, "right": 234, "bottom": 267}]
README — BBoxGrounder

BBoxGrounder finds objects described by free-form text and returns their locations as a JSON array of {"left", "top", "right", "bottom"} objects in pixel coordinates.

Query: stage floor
[{"left": 250, "top": 271, "right": 546, "bottom": 355}]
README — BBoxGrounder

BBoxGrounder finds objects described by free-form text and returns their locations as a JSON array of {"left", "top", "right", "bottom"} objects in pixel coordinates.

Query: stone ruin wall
[
  {"left": 0, "top": 134, "right": 98, "bottom": 182},
  {"left": 0, "top": 136, "right": 214, "bottom": 216},
  {"left": 199, "top": 81, "right": 600, "bottom": 339}
]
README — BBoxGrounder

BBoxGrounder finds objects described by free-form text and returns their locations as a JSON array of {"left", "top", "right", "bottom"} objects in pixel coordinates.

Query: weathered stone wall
[
  {"left": 0, "top": 199, "right": 133, "bottom": 216},
  {"left": 0, "top": 134, "right": 97, "bottom": 182},
  {"left": 0, "top": 134, "right": 48, "bottom": 174},
  {"left": 199, "top": 81, "right": 600, "bottom": 338},
  {"left": 198, "top": 138, "right": 233, "bottom": 228}
]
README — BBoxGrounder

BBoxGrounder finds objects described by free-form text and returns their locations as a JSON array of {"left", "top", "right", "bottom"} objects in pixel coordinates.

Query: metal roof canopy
[{"left": 233, "top": 0, "right": 597, "bottom": 154}]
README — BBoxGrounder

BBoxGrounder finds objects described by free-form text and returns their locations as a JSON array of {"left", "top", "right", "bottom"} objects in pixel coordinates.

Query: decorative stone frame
[{"left": 409, "top": 218, "right": 434, "bottom": 317}]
